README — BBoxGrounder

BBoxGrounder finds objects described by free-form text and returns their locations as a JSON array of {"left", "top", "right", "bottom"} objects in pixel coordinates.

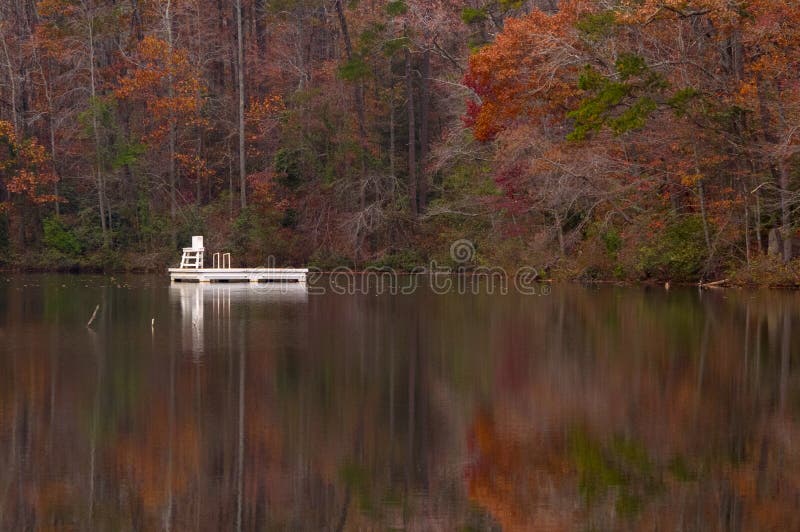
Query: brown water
[{"left": 0, "top": 275, "right": 798, "bottom": 530}]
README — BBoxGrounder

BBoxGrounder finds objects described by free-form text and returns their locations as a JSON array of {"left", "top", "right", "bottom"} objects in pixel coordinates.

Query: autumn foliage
[
  {"left": 0, "top": 120, "right": 59, "bottom": 210},
  {"left": 464, "top": 0, "right": 800, "bottom": 280},
  {"left": 0, "top": 0, "right": 799, "bottom": 278}
]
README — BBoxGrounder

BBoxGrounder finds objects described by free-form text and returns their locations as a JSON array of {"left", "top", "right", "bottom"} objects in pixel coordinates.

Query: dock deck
[{"left": 169, "top": 268, "right": 308, "bottom": 284}]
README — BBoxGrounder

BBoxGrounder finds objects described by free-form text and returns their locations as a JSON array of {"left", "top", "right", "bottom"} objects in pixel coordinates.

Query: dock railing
[{"left": 212, "top": 252, "right": 232, "bottom": 269}]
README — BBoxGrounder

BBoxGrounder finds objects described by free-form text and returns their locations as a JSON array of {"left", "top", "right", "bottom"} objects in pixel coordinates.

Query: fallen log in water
[{"left": 699, "top": 279, "right": 729, "bottom": 289}]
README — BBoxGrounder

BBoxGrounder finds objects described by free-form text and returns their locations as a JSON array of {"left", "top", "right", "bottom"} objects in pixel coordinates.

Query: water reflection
[
  {"left": 170, "top": 283, "right": 308, "bottom": 359},
  {"left": 0, "top": 277, "right": 799, "bottom": 530}
]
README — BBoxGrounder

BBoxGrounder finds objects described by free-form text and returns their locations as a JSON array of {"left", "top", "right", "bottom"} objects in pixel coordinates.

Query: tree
[
  {"left": 36, "top": 0, "right": 123, "bottom": 248},
  {"left": 236, "top": 0, "right": 246, "bottom": 209},
  {"left": 464, "top": 0, "right": 800, "bottom": 276},
  {"left": 115, "top": 34, "right": 207, "bottom": 244},
  {"left": 0, "top": 120, "right": 59, "bottom": 244}
]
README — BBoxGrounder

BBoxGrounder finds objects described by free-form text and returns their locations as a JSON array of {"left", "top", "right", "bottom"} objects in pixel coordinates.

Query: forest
[{"left": 1, "top": 0, "right": 799, "bottom": 283}]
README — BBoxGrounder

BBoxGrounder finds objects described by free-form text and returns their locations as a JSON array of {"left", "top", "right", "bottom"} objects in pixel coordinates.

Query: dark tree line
[{"left": 1, "top": 0, "right": 800, "bottom": 283}]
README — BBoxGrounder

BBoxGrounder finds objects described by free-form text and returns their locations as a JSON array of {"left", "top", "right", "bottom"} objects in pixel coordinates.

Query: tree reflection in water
[{"left": 0, "top": 276, "right": 798, "bottom": 530}]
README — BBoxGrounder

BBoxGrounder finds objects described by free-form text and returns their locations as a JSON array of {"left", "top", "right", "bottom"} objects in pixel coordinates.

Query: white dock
[
  {"left": 169, "top": 235, "right": 307, "bottom": 284},
  {"left": 169, "top": 268, "right": 308, "bottom": 284}
]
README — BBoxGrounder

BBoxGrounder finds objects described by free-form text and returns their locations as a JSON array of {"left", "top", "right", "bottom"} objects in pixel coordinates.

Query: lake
[{"left": 0, "top": 275, "right": 798, "bottom": 530}]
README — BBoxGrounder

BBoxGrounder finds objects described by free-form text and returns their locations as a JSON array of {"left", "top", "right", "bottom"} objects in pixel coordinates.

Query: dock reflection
[{"left": 170, "top": 283, "right": 308, "bottom": 359}]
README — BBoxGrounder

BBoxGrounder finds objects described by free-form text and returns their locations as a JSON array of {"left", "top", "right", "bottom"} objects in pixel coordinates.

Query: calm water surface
[{"left": 0, "top": 275, "right": 798, "bottom": 530}]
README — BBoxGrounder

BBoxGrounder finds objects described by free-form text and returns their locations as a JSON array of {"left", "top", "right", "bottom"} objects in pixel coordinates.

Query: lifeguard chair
[{"left": 179, "top": 236, "right": 205, "bottom": 269}]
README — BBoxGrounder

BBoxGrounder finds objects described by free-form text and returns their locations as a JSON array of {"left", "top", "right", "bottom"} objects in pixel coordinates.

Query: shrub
[
  {"left": 369, "top": 249, "right": 424, "bottom": 271},
  {"left": 602, "top": 228, "right": 622, "bottom": 255},
  {"left": 42, "top": 216, "right": 81, "bottom": 256},
  {"left": 636, "top": 215, "right": 707, "bottom": 281}
]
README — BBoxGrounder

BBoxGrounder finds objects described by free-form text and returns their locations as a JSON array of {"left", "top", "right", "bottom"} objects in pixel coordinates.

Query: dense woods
[{"left": 1, "top": 0, "right": 800, "bottom": 282}]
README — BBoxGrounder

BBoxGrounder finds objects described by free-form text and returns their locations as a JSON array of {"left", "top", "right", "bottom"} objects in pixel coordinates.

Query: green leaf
[
  {"left": 382, "top": 36, "right": 410, "bottom": 57},
  {"left": 577, "top": 66, "right": 603, "bottom": 91},
  {"left": 575, "top": 11, "right": 617, "bottom": 40},
  {"left": 112, "top": 142, "right": 145, "bottom": 169},
  {"left": 667, "top": 87, "right": 700, "bottom": 116},
  {"left": 461, "top": 7, "right": 487, "bottom": 24},
  {"left": 498, "top": 0, "right": 525, "bottom": 9},
  {"left": 386, "top": 0, "right": 407, "bottom": 16},
  {"left": 568, "top": 55, "right": 666, "bottom": 140},
  {"left": 610, "top": 97, "right": 657, "bottom": 134},
  {"left": 43, "top": 216, "right": 81, "bottom": 256},
  {"left": 615, "top": 53, "right": 648, "bottom": 81},
  {"left": 338, "top": 56, "right": 371, "bottom": 81}
]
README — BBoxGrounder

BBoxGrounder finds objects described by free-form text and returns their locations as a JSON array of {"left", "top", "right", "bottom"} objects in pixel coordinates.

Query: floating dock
[
  {"left": 169, "top": 235, "right": 307, "bottom": 284},
  {"left": 169, "top": 268, "right": 308, "bottom": 284}
]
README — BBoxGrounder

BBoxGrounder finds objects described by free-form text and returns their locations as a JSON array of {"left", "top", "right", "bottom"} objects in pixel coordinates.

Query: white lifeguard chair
[{"left": 179, "top": 235, "right": 205, "bottom": 269}]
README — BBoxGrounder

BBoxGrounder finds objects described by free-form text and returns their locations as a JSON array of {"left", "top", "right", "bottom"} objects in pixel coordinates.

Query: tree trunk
[
  {"left": 418, "top": 48, "right": 431, "bottom": 213},
  {"left": 236, "top": 0, "right": 246, "bottom": 209},
  {"left": 130, "top": 0, "right": 144, "bottom": 41},
  {"left": 697, "top": 179, "right": 712, "bottom": 257},
  {"left": 755, "top": 74, "right": 792, "bottom": 262},
  {"left": 166, "top": 0, "right": 177, "bottom": 247},
  {"left": 742, "top": 182, "right": 750, "bottom": 267},
  {"left": 49, "top": 117, "right": 58, "bottom": 217},
  {"left": 768, "top": 227, "right": 782, "bottom": 257},
  {"left": 254, "top": 0, "right": 267, "bottom": 52},
  {"left": 389, "top": 80, "right": 396, "bottom": 179},
  {"left": 334, "top": 0, "right": 368, "bottom": 261},
  {"left": 36, "top": 50, "right": 60, "bottom": 217},
  {"left": 755, "top": 189, "right": 763, "bottom": 254},
  {"left": 333, "top": 0, "right": 366, "bottom": 140},
  {"left": 555, "top": 211, "right": 565, "bottom": 256},
  {"left": 691, "top": 143, "right": 713, "bottom": 259},
  {"left": 406, "top": 48, "right": 417, "bottom": 216},
  {"left": 87, "top": 17, "right": 109, "bottom": 248},
  {"left": 0, "top": 28, "right": 18, "bottom": 136},
  {"left": 779, "top": 160, "right": 792, "bottom": 262},
  {"left": 196, "top": 138, "right": 202, "bottom": 206},
  {"left": 194, "top": 1, "right": 204, "bottom": 207}
]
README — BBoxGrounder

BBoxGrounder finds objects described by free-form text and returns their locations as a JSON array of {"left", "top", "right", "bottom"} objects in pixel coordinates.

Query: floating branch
[{"left": 87, "top": 305, "right": 100, "bottom": 328}]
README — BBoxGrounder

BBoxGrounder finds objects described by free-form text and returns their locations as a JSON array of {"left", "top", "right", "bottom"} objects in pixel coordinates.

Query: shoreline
[{"left": 2, "top": 266, "right": 799, "bottom": 289}]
